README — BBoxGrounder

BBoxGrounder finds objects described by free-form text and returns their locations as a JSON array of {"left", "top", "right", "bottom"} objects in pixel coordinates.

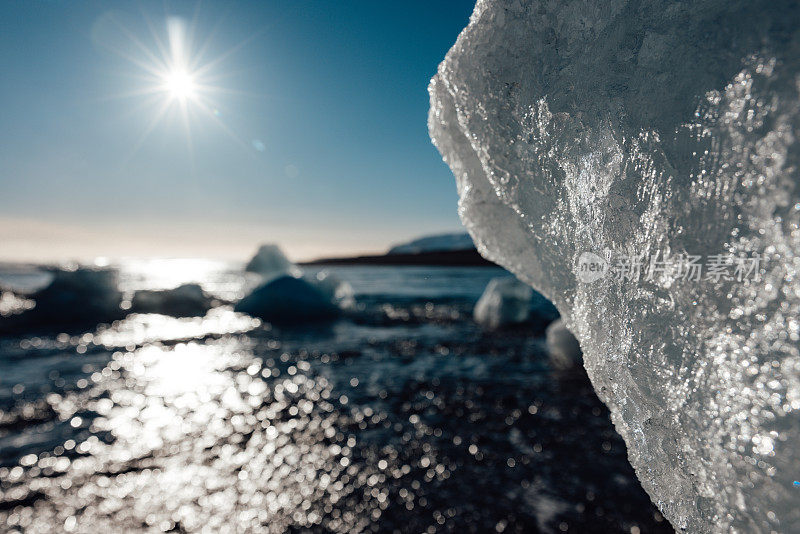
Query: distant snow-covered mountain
[{"left": 388, "top": 233, "right": 474, "bottom": 255}]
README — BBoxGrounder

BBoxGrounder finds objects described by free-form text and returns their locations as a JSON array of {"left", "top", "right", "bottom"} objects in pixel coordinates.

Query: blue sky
[{"left": 0, "top": 1, "right": 475, "bottom": 262}]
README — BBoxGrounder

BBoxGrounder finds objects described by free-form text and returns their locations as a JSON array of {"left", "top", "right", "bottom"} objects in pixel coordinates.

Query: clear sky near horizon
[{"left": 0, "top": 1, "right": 475, "bottom": 262}]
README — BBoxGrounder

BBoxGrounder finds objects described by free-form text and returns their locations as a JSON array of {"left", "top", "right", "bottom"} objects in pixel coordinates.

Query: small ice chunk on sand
[
  {"left": 474, "top": 277, "right": 532, "bottom": 329},
  {"left": 546, "top": 319, "right": 582, "bottom": 370}
]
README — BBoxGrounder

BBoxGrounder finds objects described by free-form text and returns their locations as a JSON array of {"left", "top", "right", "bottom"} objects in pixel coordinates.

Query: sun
[
  {"left": 163, "top": 69, "right": 197, "bottom": 101},
  {"left": 100, "top": 13, "right": 257, "bottom": 160}
]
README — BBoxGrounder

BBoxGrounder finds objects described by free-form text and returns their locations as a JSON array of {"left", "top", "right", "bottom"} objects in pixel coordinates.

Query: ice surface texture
[{"left": 429, "top": 1, "right": 800, "bottom": 531}]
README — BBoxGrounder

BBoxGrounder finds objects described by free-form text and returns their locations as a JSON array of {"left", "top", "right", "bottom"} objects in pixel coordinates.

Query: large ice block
[{"left": 429, "top": 1, "right": 800, "bottom": 531}]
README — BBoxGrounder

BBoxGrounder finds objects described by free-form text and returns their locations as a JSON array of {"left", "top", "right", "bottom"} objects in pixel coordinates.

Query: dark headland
[{"left": 300, "top": 248, "right": 498, "bottom": 267}]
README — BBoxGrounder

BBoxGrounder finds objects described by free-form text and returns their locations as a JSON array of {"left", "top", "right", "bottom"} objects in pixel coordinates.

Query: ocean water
[{"left": 0, "top": 261, "right": 669, "bottom": 533}]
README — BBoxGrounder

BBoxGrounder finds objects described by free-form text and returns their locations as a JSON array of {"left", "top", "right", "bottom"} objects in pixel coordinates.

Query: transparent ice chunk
[{"left": 429, "top": 1, "right": 800, "bottom": 531}]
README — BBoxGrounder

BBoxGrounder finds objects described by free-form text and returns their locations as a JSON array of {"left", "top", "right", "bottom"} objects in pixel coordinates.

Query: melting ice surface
[{"left": 429, "top": 1, "right": 800, "bottom": 531}]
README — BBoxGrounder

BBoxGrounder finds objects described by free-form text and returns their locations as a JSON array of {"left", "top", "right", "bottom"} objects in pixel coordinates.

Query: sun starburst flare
[{"left": 96, "top": 12, "right": 256, "bottom": 163}]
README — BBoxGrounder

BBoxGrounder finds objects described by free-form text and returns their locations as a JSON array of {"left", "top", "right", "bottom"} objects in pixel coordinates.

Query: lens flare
[{"left": 97, "top": 12, "right": 261, "bottom": 162}]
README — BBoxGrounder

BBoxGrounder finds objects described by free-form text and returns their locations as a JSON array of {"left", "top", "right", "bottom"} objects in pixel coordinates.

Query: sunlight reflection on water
[
  {"left": 0, "top": 263, "right": 669, "bottom": 533},
  {"left": 94, "top": 308, "right": 260, "bottom": 347},
  {"left": 117, "top": 258, "right": 255, "bottom": 302}
]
